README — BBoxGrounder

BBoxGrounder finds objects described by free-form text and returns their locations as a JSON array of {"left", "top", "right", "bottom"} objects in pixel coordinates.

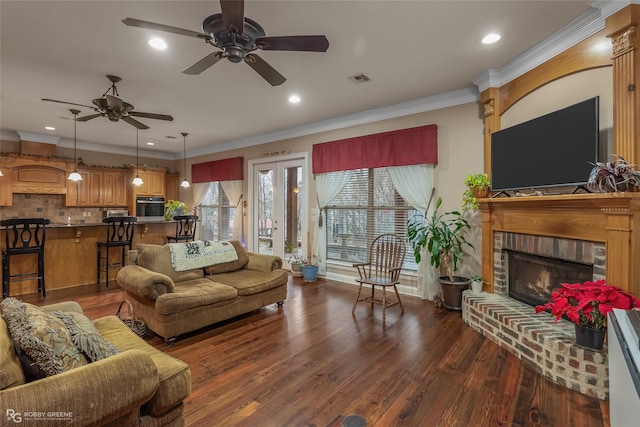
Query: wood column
[{"left": 606, "top": 5, "right": 640, "bottom": 165}]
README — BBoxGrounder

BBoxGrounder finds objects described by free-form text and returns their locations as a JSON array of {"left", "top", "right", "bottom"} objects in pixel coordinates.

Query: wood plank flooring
[{"left": 19, "top": 276, "right": 611, "bottom": 427}]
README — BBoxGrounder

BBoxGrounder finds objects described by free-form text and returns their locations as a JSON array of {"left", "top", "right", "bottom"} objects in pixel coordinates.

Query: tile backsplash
[{"left": 0, "top": 194, "right": 106, "bottom": 224}]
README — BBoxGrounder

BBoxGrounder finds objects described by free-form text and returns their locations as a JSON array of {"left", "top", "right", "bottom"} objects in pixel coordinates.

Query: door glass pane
[
  {"left": 284, "top": 166, "right": 303, "bottom": 260},
  {"left": 257, "top": 168, "right": 274, "bottom": 255}
]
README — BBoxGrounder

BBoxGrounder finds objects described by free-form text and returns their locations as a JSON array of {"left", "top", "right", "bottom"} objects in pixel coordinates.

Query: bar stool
[
  {"left": 1, "top": 218, "right": 50, "bottom": 298},
  {"left": 97, "top": 216, "right": 136, "bottom": 287},
  {"left": 167, "top": 215, "right": 198, "bottom": 243}
]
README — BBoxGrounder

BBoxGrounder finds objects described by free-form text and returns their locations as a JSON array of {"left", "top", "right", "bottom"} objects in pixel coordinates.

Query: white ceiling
[{"left": 0, "top": 1, "right": 609, "bottom": 160}]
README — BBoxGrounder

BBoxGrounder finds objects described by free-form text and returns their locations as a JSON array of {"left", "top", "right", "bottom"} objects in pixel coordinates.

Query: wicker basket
[{"left": 116, "top": 300, "right": 147, "bottom": 337}]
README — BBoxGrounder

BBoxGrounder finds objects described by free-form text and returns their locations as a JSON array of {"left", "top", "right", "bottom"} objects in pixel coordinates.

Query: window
[
  {"left": 200, "top": 182, "right": 235, "bottom": 241},
  {"left": 324, "top": 168, "right": 418, "bottom": 270}
]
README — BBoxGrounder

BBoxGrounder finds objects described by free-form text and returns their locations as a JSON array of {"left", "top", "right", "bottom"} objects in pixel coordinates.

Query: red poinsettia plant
[{"left": 535, "top": 280, "right": 640, "bottom": 330}]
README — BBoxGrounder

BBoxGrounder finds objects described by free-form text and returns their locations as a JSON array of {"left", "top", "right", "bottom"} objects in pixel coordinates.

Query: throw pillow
[
  {"left": 52, "top": 311, "right": 120, "bottom": 362},
  {"left": 0, "top": 298, "right": 87, "bottom": 381}
]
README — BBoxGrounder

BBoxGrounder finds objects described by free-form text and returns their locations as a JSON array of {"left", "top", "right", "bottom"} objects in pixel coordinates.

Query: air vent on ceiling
[
  {"left": 348, "top": 73, "right": 371, "bottom": 84},
  {"left": 165, "top": 135, "right": 177, "bottom": 139}
]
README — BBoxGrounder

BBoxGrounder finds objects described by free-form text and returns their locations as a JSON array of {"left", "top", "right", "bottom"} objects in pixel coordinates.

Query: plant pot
[
  {"left": 574, "top": 324, "right": 605, "bottom": 351},
  {"left": 470, "top": 279, "right": 483, "bottom": 294},
  {"left": 301, "top": 265, "right": 319, "bottom": 282},
  {"left": 291, "top": 263, "right": 303, "bottom": 278},
  {"left": 438, "top": 276, "right": 470, "bottom": 311},
  {"left": 471, "top": 187, "right": 489, "bottom": 199}
]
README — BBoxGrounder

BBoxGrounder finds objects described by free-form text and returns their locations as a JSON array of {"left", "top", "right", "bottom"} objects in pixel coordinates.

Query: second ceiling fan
[{"left": 122, "top": 0, "right": 329, "bottom": 86}]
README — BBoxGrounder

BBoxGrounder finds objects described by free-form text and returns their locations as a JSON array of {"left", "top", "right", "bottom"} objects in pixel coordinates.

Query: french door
[{"left": 249, "top": 155, "right": 307, "bottom": 268}]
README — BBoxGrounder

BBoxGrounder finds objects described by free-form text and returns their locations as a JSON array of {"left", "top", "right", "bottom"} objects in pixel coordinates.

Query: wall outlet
[
  {"left": 83, "top": 212, "right": 87, "bottom": 217},
  {"left": 87, "top": 212, "right": 91, "bottom": 217}
]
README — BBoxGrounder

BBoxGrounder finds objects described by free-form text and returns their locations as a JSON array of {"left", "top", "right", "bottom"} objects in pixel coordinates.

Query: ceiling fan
[
  {"left": 122, "top": 0, "right": 329, "bottom": 86},
  {"left": 42, "top": 75, "right": 174, "bottom": 130}
]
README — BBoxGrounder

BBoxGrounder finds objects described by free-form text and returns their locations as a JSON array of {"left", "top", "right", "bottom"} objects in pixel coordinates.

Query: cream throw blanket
[{"left": 168, "top": 240, "right": 238, "bottom": 272}]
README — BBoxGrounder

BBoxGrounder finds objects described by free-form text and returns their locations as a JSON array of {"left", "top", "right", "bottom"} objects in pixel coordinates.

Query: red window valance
[
  {"left": 192, "top": 157, "right": 244, "bottom": 183},
  {"left": 312, "top": 124, "right": 437, "bottom": 174}
]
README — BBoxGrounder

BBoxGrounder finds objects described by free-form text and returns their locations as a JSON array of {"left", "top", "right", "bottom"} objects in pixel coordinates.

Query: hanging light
[
  {"left": 68, "top": 109, "right": 83, "bottom": 182},
  {"left": 180, "top": 132, "right": 190, "bottom": 188},
  {"left": 132, "top": 129, "right": 144, "bottom": 186}
]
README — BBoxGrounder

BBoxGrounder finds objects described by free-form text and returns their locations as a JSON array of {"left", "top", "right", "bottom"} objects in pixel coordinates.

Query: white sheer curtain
[
  {"left": 221, "top": 180, "right": 244, "bottom": 243},
  {"left": 387, "top": 164, "right": 437, "bottom": 300},
  {"left": 313, "top": 171, "right": 353, "bottom": 275},
  {"left": 192, "top": 182, "right": 210, "bottom": 241}
]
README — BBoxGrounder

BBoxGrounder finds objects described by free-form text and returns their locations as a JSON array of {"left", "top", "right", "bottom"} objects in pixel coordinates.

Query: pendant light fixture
[
  {"left": 132, "top": 129, "right": 144, "bottom": 186},
  {"left": 180, "top": 132, "right": 190, "bottom": 188},
  {"left": 67, "top": 109, "right": 83, "bottom": 182}
]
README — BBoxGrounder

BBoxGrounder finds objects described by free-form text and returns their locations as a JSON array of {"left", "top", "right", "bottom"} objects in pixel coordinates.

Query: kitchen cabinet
[
  {"left": 135, "top": 169, "right": 165, "bottom": 197},
  {"left": 66, "top": 168, "right": 128, "bottom": 207},
  {"left": 0, "top": 167, "right": 12, "bottom": 206},
  {"left": 165, "top": 172, "right": 179, "bottom": 202}
]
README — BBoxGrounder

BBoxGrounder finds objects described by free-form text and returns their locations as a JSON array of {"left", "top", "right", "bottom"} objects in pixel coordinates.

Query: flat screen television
[{"left": 490, "top": 96, "right": 599, "bottom": 192}]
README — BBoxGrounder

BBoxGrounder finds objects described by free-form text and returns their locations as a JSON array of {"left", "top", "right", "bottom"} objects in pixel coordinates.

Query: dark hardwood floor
[{"left": 20, "top": 276, "right": 610, "bottom": 427}]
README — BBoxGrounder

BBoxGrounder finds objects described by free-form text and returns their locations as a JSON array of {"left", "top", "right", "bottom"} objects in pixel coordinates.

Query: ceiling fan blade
[
  {"left": 106, "top": 94, "right": 123, "bottom": 108},
  {"left": 256, "top": 35, "right": 329, "bottom": 52},
  {"left": 244, "top": 54, "right": 286, "bottom": 86},
  {"left": 122, "top": 17, "right": 210, "bottom": 41},
  {"left": 41, "top": 98, "right": 96, "bottom": 109},
  {"left": 122, "top": 116, "right": 149, "bottom": 130},
  {"left": 129, "top": 111, "right": 174, "bottom": 121},
  {"left": 182, "top": 52, "right": 223, "bottom": 75},
  {"left": 220, "top": 0, "right": 245, "bottom": 34},
  {"left": 76, "top": 113, "right": 103, "bottom": 122}
]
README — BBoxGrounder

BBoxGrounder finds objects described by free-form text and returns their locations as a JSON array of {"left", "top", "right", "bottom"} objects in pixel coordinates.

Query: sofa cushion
[
  {"left": 94, "top": 315, "right": 191, "bottom": 416},
  {"left": 0, "top": 316, "right": 26, "bottom": 389},
  {"left": 203, "top": 240, "right": 249, "bottom": 274},
  {"left": 0, "top": 298, "right": 87, "bottom": 381},
  {"left": 137, "top": 243, "right": 204, "bottom": 283},
  {"left": 207, "top": 269, "right": 288, "bottom": 296},
  {"left": 52, "top": 311, "right": 120, "bottom": 362},
  {"left": 155, "top": 280, "right": 239, "bottom": 315}
]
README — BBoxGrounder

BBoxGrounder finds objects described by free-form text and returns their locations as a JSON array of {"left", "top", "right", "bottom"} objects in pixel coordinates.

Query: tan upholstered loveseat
[
  {"left": 0, "top": 300, "right": 191, "bottom": 427},
  {"left": 116, "top": 240, "right": 288, "bottom": 345}
]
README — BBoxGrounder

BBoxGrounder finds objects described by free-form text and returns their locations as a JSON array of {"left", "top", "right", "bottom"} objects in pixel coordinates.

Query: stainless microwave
[{"left": 136, "top": 196, "right": 165, "bottom": 219}]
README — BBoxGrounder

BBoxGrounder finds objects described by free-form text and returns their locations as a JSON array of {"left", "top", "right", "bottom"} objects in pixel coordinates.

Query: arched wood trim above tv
[{"left": 481, "top": 4, "right": 640, "bottom": 174}]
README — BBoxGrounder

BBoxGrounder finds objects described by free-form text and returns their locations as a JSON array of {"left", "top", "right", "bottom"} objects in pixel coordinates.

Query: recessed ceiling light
[
  {"left": 482, "top": 33, "right": 501, "bottom": 44},
  {"left": 289, "top": 94, "right": 301, "bottom": 104},
  {"left": 146, "top": 142, "right": 155, "bottom": 146},
  {"left": 45, "top": 126, "right": 55, "bottom": 130},
  {"left": 149, "top": 37, "right": 167, "bottom": 50}
]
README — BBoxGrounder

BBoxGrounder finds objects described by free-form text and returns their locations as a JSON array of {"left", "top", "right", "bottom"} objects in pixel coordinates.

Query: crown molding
[
  {"left": 56, "top": 137, "right": 174, "bottom": 161},
  {"left": 15, "top": 131, "right": 60, "bottom": 145},
  {"left": 190, "top": 86, "right": 480, "bottom": 157}
]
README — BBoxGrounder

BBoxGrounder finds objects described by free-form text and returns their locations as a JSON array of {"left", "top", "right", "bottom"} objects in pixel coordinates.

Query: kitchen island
[{"left": 1, "top": 220, "right": 176, "bottom": 296}]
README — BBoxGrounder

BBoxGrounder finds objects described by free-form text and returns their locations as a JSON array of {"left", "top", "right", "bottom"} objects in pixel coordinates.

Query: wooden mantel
[{"left": 479, "top": 193, "right": 640, "bottom": 296}]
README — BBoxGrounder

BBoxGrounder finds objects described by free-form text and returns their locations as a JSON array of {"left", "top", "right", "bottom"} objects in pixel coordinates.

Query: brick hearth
[
  {"left": 462, "top": 291, "right": 608, "bottom": 400},
  {"left": 462, "top": 231, "right": 609, "bottom": 399}
]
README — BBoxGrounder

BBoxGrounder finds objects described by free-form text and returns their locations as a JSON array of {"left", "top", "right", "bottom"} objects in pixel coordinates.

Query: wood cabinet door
[
  {"left": 150, "top": 171, "right": 165, "bottom": 196},
  {"left": 165, "top": 173, "right": 179, "bottom": 202},
  {"left": 68, "top": 170, "right": 91, "bottom": 206},
  {"left": 102, "top": 171, "right": 116, "bottom": 205},
  {"left": 89, "top": 171, "right": 102, "bottom": 206},
  {"left": 135, "top": 170, "right": 151, "bottom": 196},
  {"left": 0, "top": 167, "right": 12, "bottom": 206},
  {"left": 114, "top": 171, "right": 127, "bottom": 206}
]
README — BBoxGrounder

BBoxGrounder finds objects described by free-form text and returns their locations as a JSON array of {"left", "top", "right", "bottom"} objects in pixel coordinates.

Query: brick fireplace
[{"left": 462, "top": 193, "right": 640, "bottom": 400}]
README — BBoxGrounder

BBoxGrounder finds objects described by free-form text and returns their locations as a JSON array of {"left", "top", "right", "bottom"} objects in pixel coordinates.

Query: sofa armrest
[
  {"left": 245, "top": 252, "right": 282, "bottom": 272},
  {"left": 0, "top": 349, "right": 158, "bottom": 426},
  {"left": 117, "top": 265, "right": 175, "bottom": 300}
]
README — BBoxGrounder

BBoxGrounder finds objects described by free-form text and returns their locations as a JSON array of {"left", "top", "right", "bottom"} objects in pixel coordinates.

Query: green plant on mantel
[{"left": 461, "top": 173, "right": 491, "bottom": 211}]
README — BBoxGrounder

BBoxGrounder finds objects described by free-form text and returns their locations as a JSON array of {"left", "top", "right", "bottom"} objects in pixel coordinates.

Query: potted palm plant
[
  {"left": 407, "top": 197, "right": 474, "bottom": 310},
  {"left": 461, "top": 173, "right": 491, "bottom": 211}
]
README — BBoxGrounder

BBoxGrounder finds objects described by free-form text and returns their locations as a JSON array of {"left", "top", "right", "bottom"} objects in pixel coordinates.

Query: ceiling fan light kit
[
  {"left": 122, "top": 0, "right": 329, "bottom": 86},
  {"left": 42, "top": 74, "right": 174, "bottom": 130},
  {"left": 68, "top": 109, "right": 83, "bottom": 182}
]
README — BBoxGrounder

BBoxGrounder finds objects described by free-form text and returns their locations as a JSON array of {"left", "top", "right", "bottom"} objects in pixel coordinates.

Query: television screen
[{"left": 491, "top": 97, "right": 599, "bottom": 192}]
